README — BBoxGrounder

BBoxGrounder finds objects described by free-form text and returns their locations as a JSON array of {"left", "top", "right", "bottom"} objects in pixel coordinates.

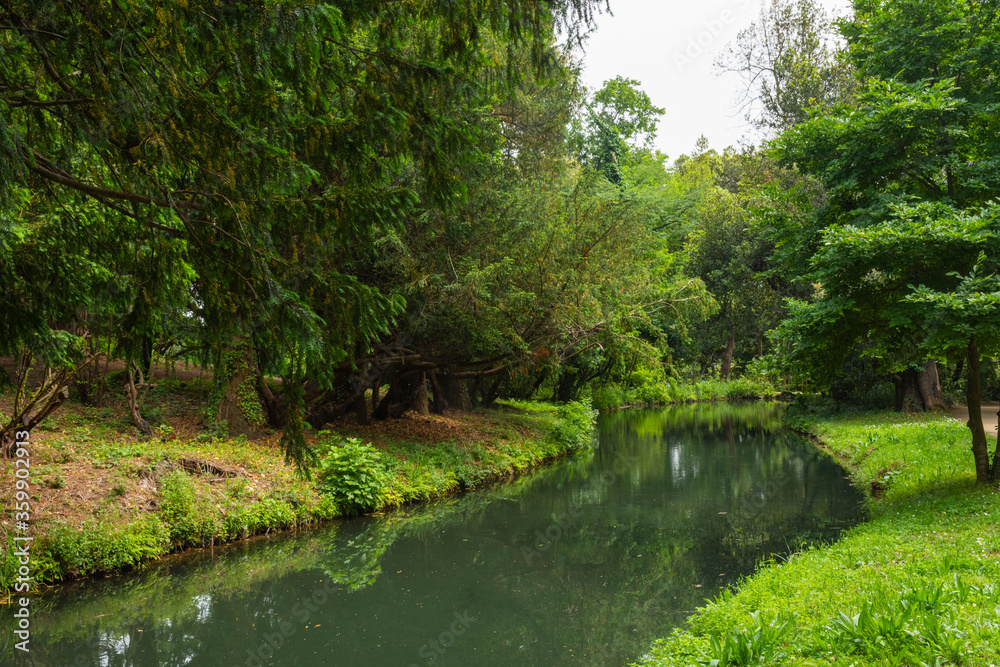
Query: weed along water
[{"left": 4, "top": 403, "right": 863, "bottom": 666}]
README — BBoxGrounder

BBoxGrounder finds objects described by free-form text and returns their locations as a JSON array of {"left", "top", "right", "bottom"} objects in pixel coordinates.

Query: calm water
[{"left": 2, "top": 403, "right": 863, "bottom": 666}]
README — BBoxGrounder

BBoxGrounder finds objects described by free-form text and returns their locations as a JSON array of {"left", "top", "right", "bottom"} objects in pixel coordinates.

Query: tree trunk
[
  {"left": 428, "top": 371, "right": 447, "bottom": 414},
  {"left": 966, "top": 337, "right": 991, "bottom": 483},
  {"left": 257, "top": 374, "right": 285, "bottom": 428},
  {"left": 480, "top": 375, "right": 503, "bottom": 408},
  {"left": 892, "top": 368, "right": 921, "bottom": 411},
  {"left": 993, "top": 415, "right": 1000, "bottom": 482},
  {"left": 556, "top": 368, "right": 580, "bottom": 402},
  {"left": 373, "top": 368, "right": 422, "bottom": 419},
  {"left": 952, "top": 357, "right": 964, "bottom": 383},
  {"left": 124, "top": 366, "right": 153, "bottom": 436},
  {"left": 414, "top": 372, "right": 429, "bottom": 415},
  {"left": 352, "top": 393, "right": 369, "bottom": 425},
  {"left": 442, "top": 376, "right": 471, "bottom": 411},
  {"left": 721, "top": 326, "right": 736, "bottom": 380},
  {"left": 1, "top": 354, "right": 76, "bottom": 457},
  {"left": 212, "top": 344, "right": 266, "bottom": 438},
  {"left": 916, "top": 359, "right": 945, "bottom": 410}
]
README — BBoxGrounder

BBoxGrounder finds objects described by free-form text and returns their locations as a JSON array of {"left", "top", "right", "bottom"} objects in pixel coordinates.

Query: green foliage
[
  {"left": 576, "top": 76, "right": 665, "bottom": 185},
  {"left": 220, "top": 497, "right": 299, "bottom": 540},
  {"left": 315, "top": 437, "right": 394, "bottom": 515},
  {"left": 1, "top": 398, "right": 576, "bottom": 592},
  {"left": 547, "top": 400, "right": 598, "bottom": 451},
  {"left": 0, "top": 0, "right": 609, "bottom": 463},
  {"left": 158, "top": 469, "right": 221, "bottom": 547},
  {"left": 37, "top": 517, "right": 170, "bottom": 581},
  {"left": 766, "top": 0, "right": 1000, "bottom": 418},
  {"left": 592, "top": 376, "right": 779, "bottom": 410},
  {"left": 685, "top": 180, "right": 785, "bottom": 375},
  {"left": 718, "top": 0, "right": 852, "bottom": 133},
  {"left": 668, "top": 378, "right": 779, "bottom": 403},
  {"left": 697, "top": 612, "right": 796, "bottom": 666}
]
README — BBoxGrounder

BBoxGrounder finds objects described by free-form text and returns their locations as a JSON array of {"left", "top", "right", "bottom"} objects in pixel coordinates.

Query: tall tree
[
  {"left": 718, "top": 0, "right": 854, "bottom": 134},
  {"left": 575, "top": 76, "right": 665, "bottom": 186},
  {"left": 770, "top": 0, "right": 1000, "bottom": 481},
  {"left": 0, "top": 0, "right": 608, "bottom": 464}
]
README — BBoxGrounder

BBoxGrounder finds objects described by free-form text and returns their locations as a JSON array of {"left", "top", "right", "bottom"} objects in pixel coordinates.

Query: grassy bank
[
  {"left": 636, "top": 406, "right": 1000, "bottom": 667},
  {"left": 591, "top": 377, "right": 779, "bottom": 411},
  {"left": 0, "top": 376, "right": 595, "bottom": 595}
]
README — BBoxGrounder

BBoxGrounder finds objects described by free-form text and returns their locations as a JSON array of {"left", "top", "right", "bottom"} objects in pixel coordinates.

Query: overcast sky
[{"left": 575, "top": 0, "right": 852, "bottom": 162}]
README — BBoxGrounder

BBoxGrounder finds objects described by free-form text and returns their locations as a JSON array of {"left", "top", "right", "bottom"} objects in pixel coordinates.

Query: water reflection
[{"left": 1, "top": 402, "right": 863, "bottom": 666}]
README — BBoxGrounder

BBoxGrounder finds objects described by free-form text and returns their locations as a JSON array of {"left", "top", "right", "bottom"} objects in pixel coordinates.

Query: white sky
[{"left": 575, "top": 0, "right": 853, "bottom": 162}]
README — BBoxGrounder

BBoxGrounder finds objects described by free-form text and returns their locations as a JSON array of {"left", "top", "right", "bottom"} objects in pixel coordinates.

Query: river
[{"left": 2, "top": 402, "right": 863, "bottom": 666}]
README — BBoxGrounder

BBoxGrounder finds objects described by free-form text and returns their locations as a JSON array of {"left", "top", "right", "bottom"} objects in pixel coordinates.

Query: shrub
[
  {"left": 697, "top": 612, "right": 795, "bottom": 666},
  {"left": 590, "top": 383, "right": 629, "bottom": 411},
  {"left": 315, "top": 437, "right": 393, "bottom": 515},
  {"left": 548, "top": 399, "right": 597, "bottom": 452},
  {"left": 221, "top": 497, "right": 298, "bottom": 539}
]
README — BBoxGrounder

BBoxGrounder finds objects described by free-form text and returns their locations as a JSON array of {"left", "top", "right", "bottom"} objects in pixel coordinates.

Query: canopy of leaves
[{"left": 766, "top": 0, "right": 1000, "bottom": 388}]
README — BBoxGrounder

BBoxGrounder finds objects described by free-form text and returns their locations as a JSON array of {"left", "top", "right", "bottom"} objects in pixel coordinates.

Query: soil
[{"left": 950, "top": 401, "right": 1000, "bottom": 437}]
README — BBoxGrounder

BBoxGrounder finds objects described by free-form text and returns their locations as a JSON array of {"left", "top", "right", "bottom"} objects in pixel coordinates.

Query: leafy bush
[
  {"left": 547, "top": 399, "right": 597, "bottom": 451},
  {"left": 724, "top": 377, "right": 778, "bottom": 399},
  {"left": 590, "top": 383, "right": 629, "bottom": 411},
  {"left": 316, "top": 437, "right": 394, "bottom": 515},
  {"left": 845, "top": 380, "right": 895, "bottom": 410}
]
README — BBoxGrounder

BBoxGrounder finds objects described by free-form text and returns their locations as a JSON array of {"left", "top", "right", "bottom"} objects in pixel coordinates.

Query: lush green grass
[
  {"left": 0, "top": 399, "right": 594, "bottom": 594},
  {"left": 591, "top": 377, "right": 778, "bottom": 411},
  {"left": 636, "top": 408, "right": 1000, "bottom": 667}
]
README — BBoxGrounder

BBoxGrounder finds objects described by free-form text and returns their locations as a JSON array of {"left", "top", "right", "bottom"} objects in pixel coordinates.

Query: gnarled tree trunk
[
  {"left": 0, "top": 350, "right": 86, "bottom": 457},
  {"left": 414, "top": 372, "right": 429, "bottom": 416},
  {"left": 124, "top": 364, "right": 153, "bottom": 436},
  {"left": 442, "top": 376, "right": 472, "bottom": 412},
  {"left": 893, "top": 360, "right": 946, "bottom": 412}
]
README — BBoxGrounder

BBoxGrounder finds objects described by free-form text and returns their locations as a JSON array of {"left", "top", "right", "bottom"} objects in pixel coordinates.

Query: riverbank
[
  {"left": 0, "top": 375, "right": 595, "bottom": 595},
  {"left": 636, "top": 406, "right": 1000, "bottom": 666},
  {"left": 591, "top": 376, "right": 779, "bottom": 411}
]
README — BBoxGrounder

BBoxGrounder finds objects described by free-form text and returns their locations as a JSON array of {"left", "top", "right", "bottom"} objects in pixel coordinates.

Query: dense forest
[{"left": 2, "top": 0, "right": 999, "bottom": 481}]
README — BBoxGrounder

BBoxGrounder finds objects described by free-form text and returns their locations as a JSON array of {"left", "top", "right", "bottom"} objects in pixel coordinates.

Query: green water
[{"left": 2, "top": 402, "right": 863, "bottom": 666}]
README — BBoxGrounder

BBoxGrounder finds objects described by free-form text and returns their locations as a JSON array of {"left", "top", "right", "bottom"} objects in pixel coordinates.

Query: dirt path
[{"left": 950, "top": 401, "right": 1000, "bottom": 437}]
